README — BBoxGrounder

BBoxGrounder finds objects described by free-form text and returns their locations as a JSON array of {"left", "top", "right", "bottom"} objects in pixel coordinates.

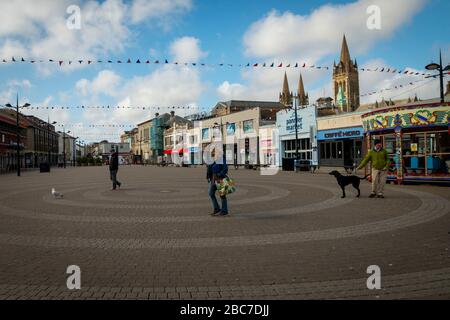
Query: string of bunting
[
  {"left": 57, "top": 124, "right": 133, "bottom": 128},
  {"left": 359, "top": 72, "right": 449, "bottom": 97},
  {"left": 18, "top": 105, "right": 197, "bottom": 110},
  {"left": 2, "top": 56, "right": 435, "bottom": 77}
]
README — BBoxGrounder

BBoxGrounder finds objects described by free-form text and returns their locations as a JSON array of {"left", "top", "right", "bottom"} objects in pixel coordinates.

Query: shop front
[
  {"left": 317, "top": 126, "right": 364, "bottom": 167},
  {"left": 362, "top": 102, "right": 450, "bottom": 183},
  {"left": 276, "top": 106, "right": 318, "bottom": 170}
]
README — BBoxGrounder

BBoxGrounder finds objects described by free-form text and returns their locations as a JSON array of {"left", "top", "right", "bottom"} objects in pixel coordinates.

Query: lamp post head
[
  {"left": 443, "top": 64, "right": 450, "bottom": 72},
  {"left": 5, "top": 103, "right": 13, "bottom": 108},
  {"left": 23, "top": 103, "right": 30, "bottom": 108},
  {"left": 425, "top": 63, "right": 440, "bottom": 71}
]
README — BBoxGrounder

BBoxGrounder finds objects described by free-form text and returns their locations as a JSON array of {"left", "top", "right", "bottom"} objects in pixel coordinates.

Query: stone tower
[
  {"left": 279, "top": 71, "right": 293, "bottom": 106},
  {"left": 333, "top": 35, "right": 360, "bottom": 112},
  {"left": 297, "top": 73, "right": 309, "bottom": 107}
]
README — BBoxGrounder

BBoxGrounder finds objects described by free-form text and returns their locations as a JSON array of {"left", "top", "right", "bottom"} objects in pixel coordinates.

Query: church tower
[
  {"left": 279, "top": 71, "right": 293, "bottom": 106},
  {"left": 297, "top": 73, "right": 309, "bottom": 107},
  {"left": 333, "top": 35, "right": 360, "bottom": 112}
]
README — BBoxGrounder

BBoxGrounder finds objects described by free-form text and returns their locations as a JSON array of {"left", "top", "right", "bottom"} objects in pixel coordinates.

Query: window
[
  {"left": 331, "top": 142, "right": 337, "bottom": 158},
  {"left": 226, "top": 123, "right": 236, "bottom": 136},
  {"left": 202, "top": 128, "right": 209, "bottom": 140},
  {"left": 243, "top": 120, "right": 254, "bottom": 133}
]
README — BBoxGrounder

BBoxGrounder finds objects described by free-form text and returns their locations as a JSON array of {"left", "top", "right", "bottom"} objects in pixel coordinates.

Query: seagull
[{"left": 51, "top": 188, "right": 64, "bottom": 199}]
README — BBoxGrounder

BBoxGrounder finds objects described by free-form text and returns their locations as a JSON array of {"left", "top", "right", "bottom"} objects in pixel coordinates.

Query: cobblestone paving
[{"left": 0, "top": 166, "right": 449, "bottom": 299}]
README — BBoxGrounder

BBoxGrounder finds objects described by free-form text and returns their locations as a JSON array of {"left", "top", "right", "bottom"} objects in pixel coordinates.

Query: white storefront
[{"left": 276, "top": 105, "right": 318, "bottom": 168}]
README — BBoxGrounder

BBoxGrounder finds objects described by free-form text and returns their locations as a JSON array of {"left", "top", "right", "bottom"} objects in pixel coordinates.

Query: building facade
[
  {"left": 0, "top": 109, "right": 28, "bottom": 173},
  {"left": 317, "top": 111, "right": 365, "bottom": 167},
  {"left": 276, "top": 105, "right": 318, "bottom": 170},
  {"left": 23, "top": 115, "right": 59, "bottom": 168}
]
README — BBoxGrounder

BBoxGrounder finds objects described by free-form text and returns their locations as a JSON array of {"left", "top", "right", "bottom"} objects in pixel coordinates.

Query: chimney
[{"left": 170, "top": 111, "right": 175, "bottom": 117}]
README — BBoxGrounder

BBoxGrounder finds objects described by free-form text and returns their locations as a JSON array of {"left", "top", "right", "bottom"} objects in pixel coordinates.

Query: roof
[{"left": 164, "top": 115, "right": 192, "bottom": 128}]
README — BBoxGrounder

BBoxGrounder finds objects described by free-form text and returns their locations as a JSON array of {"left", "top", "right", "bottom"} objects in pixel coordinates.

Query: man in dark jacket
[
  {"left": 109, "top": 148, "right": 122, "bottom": 190},
  {"left": 206, "top": 150, "right": 228, "bottom": 216}
]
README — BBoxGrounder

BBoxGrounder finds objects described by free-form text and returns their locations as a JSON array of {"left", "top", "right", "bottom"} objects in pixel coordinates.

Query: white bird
[{"left": 51, "top": 188, "right": 64, "bottom": 199}]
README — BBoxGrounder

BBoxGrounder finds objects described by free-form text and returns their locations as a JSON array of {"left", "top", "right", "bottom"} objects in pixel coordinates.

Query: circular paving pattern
[{"left": 0, "top": 166, "right": 449, "bottom": 299}]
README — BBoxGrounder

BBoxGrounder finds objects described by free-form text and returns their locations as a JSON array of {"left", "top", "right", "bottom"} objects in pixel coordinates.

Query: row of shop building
[
  {"left": 0, "top": 108, "right": 85, "bottom": 173},
  {"left": 121, "top": 98, "right": 450, "bottom": 183}
]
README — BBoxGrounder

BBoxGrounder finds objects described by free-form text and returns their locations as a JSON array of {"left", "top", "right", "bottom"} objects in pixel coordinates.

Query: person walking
[
  {"left": 356, "top": 139, "right": 390, "bottom": 198},
  {"left": 206, "top": 150, "right": 229, "bottom": 216},
  {"left": 109, "top": 148, "right": 122, "bottom": 190}
]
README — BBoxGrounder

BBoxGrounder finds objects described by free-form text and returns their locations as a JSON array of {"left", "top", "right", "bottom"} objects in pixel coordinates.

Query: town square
[{"left": 0, "top": 0, "right": 449, "bottom": 305}]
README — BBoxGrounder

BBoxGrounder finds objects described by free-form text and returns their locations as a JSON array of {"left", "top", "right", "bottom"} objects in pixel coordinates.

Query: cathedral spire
[
  {"left": 297, "top": 73, "right": 309, "bottom": 106},
  {"left": 340, "top": 34, "right": 351, "bottom": 66},
  {"left": 282, "top": 71, "right": 290, "bottom": 96},
  {"left": 279, "top": 71, "right": 293, "bottom": 106}
]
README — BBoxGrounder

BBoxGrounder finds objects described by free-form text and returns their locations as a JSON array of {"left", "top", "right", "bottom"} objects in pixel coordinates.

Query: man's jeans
[
  {"left": 209, "top": 181, "right": 228, "bottom": 213},
  {"left": 110, "top": 170, "right": 120, "bottom": 189}
]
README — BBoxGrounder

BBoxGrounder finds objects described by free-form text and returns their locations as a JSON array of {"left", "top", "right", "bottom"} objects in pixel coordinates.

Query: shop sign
[
  {"left": 317, "top": 126, "right": 363, "bottom": 140},
  {"left": 362, "top": 105, "right": 450, "bottom": 132}
]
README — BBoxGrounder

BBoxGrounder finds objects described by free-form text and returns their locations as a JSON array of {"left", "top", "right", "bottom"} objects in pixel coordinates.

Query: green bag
[{"left": 216, "top": 177, "right": 236, "bottom": 196}]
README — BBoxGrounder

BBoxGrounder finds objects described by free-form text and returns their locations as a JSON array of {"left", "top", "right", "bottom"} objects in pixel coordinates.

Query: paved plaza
[{"left": 0, "top": 165, "right": 449, "bottom": 300}]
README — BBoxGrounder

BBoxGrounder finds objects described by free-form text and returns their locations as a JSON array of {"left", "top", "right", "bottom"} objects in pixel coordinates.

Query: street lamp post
[
  {"left": 5, "top": 94, "right": 30, "bottom": 176},
  {"left": 290, "top": 97, "right": 300, "bottom": 161},
  {"left": 425, "top": 50, "right": 450, "bottom": 103}
]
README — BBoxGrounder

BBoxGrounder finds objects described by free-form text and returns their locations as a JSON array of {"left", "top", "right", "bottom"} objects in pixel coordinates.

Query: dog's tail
[{"left": 359, "top": 174, "right": 370, "bottom": 180}]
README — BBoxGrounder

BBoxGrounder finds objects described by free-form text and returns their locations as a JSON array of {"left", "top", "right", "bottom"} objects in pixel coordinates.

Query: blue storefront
[{"left": 317, "top": 126, "right": 364, "bottom": 167}]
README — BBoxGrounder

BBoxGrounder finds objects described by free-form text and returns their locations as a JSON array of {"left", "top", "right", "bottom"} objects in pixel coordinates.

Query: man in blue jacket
[{"left": 206, "top": 149, "right": 228, "bottom": 216}]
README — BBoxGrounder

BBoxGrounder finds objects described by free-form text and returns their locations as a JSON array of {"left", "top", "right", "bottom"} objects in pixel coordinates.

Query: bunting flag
[
  {"left": 19, "top": 105, "right": 198, "bottom": 111},
  {"left": 358, "top": 77, "right": 442, "bottom": 97},
  {"left": 2, "top": 55, "right": 437, "bottom": 77}
]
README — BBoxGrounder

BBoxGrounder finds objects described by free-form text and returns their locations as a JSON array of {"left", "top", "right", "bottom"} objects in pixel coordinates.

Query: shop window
[
  {"left": 320, "top": 144, "right": 325, "bottom": 159},
  {"left": 337, "top": 142, "right": 343, "bottom": 159},
  {"left": 331, "top": 142, "right": 337, "bottom": 158}
]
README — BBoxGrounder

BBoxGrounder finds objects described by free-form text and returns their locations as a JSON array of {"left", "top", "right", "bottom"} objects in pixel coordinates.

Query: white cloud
[
  {"left": 130, "top": 0, "right": 192, "bottom": 25},
  {"left": 0, "top": 0, "right": 194, "bottom": 74},
  {"left": 243, "top": 0, "right": 425, "bottom": 61},
  {"left": 73, "top": 64, "right": 204, "bottom": 140},
  {"left": 170, "top": 36, "right": 208, "bottom": 63},
  {"left": 359, "top": 59, "right": 441, "bottom": 104},
  {"left": 219, "top": 0, "right": 429, "bottom": 105},
  {"left": 216, "top": 67, "right": 329, "bottom": 102},
  {"left": 76, "top": 70, "right": 122, "bottom": 97}
]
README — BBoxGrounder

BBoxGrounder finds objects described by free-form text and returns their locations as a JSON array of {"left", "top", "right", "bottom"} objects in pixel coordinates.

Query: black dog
[{"left": 329, "top": 170, "right": 369, "bottom": 198}]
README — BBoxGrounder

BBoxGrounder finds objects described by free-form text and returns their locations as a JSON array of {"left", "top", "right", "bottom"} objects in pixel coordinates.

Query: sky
[{"left": 0, "top": 0, "right": 449, "bottom": 142}]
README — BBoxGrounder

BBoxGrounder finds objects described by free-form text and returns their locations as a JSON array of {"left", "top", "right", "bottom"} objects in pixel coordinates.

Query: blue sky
[{"left": 0, "top": 0, "right": 448, "bottom": 142}]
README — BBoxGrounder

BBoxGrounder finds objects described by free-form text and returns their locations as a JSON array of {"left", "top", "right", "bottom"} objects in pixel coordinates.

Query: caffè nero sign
[{"left": 317, "top": 126, "right": 364, "bottom": 140}]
